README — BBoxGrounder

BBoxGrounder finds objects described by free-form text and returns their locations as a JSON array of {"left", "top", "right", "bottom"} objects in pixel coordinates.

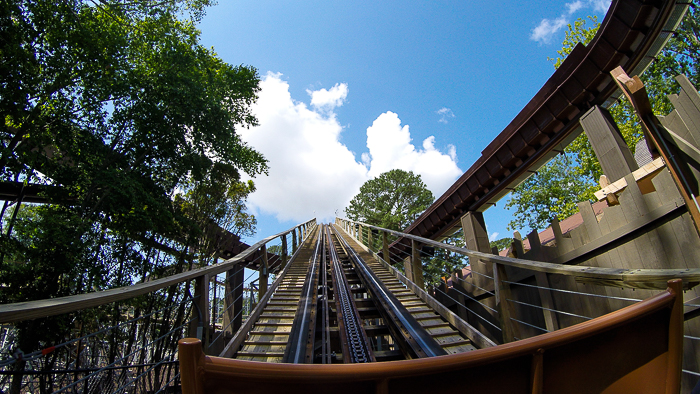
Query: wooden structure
[
  {"left": 179, "top": 279, "right": 683, "bottom": 394},
  {"left": 2, "top": 0, "right": 700, "bottom": 392}
]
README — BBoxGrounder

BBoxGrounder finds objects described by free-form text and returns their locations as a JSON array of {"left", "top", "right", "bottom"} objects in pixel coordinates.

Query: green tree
[
  {"left": 506, "top": 154, "right": 597, "bottom": 231},
  {"left": 0, "top": 2, "right": 266, "bottom": 390},
  {"left": 344, "top": 169, "right": 434, "bottom": 231}
]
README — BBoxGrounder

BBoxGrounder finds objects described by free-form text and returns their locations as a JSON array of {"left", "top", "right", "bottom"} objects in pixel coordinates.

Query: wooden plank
[
  {"left": 549, "top": 199, "right": 685, "bottom": 266},
  {"left": 220, "top": 228, "right": 318, "bottom": 358}
]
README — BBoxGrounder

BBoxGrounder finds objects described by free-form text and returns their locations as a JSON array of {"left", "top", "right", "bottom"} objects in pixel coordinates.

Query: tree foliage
[
  {"left": 0, "top": 0, "right": 267, "bottom": 380},
  {"left": 507, "top": 8, "right": 700, "bottom": 232},
  {"left": 344, "top": 169, "right": 434, "bottom": 231}
]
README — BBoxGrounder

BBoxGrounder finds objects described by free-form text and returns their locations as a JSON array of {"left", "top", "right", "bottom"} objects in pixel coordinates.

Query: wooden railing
[
  {"left": 337, "top": 218, "right": 700, "bottom": 291},
  {"left": 178, "top": 279, "right": 683, "bottom": 394},
  {"left": 0, "top": 219, "right": 317, "bottom": 328}
]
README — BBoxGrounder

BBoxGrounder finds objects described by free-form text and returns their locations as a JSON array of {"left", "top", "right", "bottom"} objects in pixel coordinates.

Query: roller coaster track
[{"left": 226, "top": 225, "right": 479, "bottom": 363}]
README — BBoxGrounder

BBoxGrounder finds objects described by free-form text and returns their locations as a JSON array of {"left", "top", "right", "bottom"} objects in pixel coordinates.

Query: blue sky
[{"left": 196, "top": 0, "right": 611, "bottom": 244}]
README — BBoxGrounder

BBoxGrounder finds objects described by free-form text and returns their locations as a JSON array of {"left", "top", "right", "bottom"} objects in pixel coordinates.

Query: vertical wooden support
[
  {"left": 292, "top": 229, "right": 298, "bottom": 253},
  {"left": 232, "top": 265, "right": 244, "bottom": 334},
  {"left": 224, "top": 265, "right": 245, "bottom": 336},
  {"left": 493, "top": 262, "right": 519, "bottom": 343},
  {"left": 382, "top": 231, "right": 390, "bottom": 264},
  {"left": 368, "top": 228, "right": 373, "bottom": 251},
  {"left": 188, "top": 274, "right": 210, "bottom": 349},
  {"left": 580, "top": 105, "right": 639, "bottom": 181},
  {"left": 259, "top": 245, "right": 269, "bottom": 300},
  {"left": 281, "top": 234, "right": 288, "bottom": 268},
  {"left": 403, "top": 256, "right": 413, "bottom": 282},
  {"left": 411, "top": 239, "right": 424, "bottom": 289},
  {"left": 461, "top": 211, "right": 493, "bottom": 289},
  {"left": 534, "top": 272, "right": 559, "bottom": 332}
]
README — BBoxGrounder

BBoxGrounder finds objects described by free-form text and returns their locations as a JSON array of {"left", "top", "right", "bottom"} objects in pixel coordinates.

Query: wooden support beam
[
  {"left": 411, "top": 239, "right": 424, "bottom": 290},
  {"left": 223, "top": 266, "right": 244, "bottom": 337},
  {"left": 292, "top": 229, "right": 298, "bottom": 253},
  {"left": 281, "top": 234, "right": 288, "bottom": 269},
  {"left": 493, "top": 263, "right": 520, "bottom": 343},
  {"left": 580, "top": 105, "right": 638, "bottom": 181},
  {"left": 382, "top": 231, "right": 389, "bottom": 264},
  {"left": 188, "top": 274, "right": 210, "bottom": 349},
  {"left": 610, "top": 66, "right": 700, "bottom": 236},
  {"left": 259, "top": 245, "right": 269, "bottom": 300}
]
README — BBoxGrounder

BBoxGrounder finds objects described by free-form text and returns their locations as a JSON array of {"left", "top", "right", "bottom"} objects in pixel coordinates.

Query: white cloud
[
  {"left": 530, "top": 0, "right": 611, "bottom": 45},
  {"left": 365, "top": 112, "right": 463, "bottom": 196},
  {"left": 239, "top": 74, "right": 366, "bottom": 223},
  {"left": 566, "top": 0, "right": 584, "bottom": 15},
  {"left": 239, "top": 73, "right": 462, "bottom": 223},
  {"left": 530, "top": 16, "right": 568, "bottom": 44},
  {"left": 486, "top": 225, "right": 499, "bottom": 242},
  {"left": 307, "top": 83, "right": 348, "bottom": 111},
  {"left": 436, "top": 107, "right": 455, "bottom": 124},
  {"left": 590, "top": 0, "right": 611, "bottom": 13}
]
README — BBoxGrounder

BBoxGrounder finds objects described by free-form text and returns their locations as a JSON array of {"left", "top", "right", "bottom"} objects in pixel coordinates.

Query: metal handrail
[{"left": 338, "top": 218, "right": 700, "bottom": 290}]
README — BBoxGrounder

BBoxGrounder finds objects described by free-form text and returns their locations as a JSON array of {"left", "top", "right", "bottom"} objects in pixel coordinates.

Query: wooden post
[
  {"left": 403, "top": 256, "right": 413, "bottom": 282},
  {"left": 281, "top": 234, "right": 288, "bottom": 268},
  {"left": 493, "top": 263, "right": 519, "bottom": 343},
  {"left": 580, "top": 105, "right": 638, "bottom": 181},
  {"left": 461, "top": 211, "right": 493, "bottom": 289},
  {"left": 259, "top": 245, "right": 269, "bottom": 300},
  {"left": 461, "top": 211, "right": 502, "bottom": 341},
  {"left": 188, "top": 274, "right": 210, "bottom": 349},
  {"left": 368, "top": 228, "right": 373, "bottom": 251},
  {"left": 411, "top": 239, "right": 424, "bottom": 289},
  {"left": 382, "top": 231, "right": 390, "bottom": 264},
  {"left": 178, "top": 338, "right": 205, "bottom": 394},
  {"left": 292, "top": 229, "right": 298, "bottom": 253},
  {"left": 224, "top": 265, "right": 245, "bottom": 336}
]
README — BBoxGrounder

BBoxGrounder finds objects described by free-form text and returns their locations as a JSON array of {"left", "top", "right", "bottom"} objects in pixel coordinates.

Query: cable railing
[
  {"left": 336, "top": 217, "right": 700, "bottom": 382},
  {"left": 0, "top": 219, "right": 316, "bottom": 393}
]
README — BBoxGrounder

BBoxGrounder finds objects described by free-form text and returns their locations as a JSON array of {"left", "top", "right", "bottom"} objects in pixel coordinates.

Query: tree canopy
[
  {"left": 0, "top": 0, "right": 267, "bottom": 377},
  {"left": 344, "top": 169, "right": 434, "bottom": 231},
  {"left": 506, "top": 9, "right": 700, "bottom": 232}
]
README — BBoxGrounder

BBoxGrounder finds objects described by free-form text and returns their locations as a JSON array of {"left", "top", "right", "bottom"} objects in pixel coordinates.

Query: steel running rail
[
  {"left": 331, "top": 226, "right": 446, "bottom": 358},
  {"left": 326, "top": 225, "right": 374, "bottom": 363}
]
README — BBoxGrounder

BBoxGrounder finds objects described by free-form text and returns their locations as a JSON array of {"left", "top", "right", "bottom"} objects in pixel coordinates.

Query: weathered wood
[
  {"left": 189, "top": 274, "right": 210, "bottom": 349},
  {"left": 259, "top": 245, "right": 269, "bottom": 299},
  {"left": 411, "top": 239, "right": 424, "bottom": 290},
  {"left": 382, "top": 231, "right": 389, "bottom": 265},
  {"left": 580, "top": 105, "right": 638, "bottom": 181},
  {"left": 534, "top": 272, "right": 560, "bottom": 332},
  {"left": 281, "top": 234, "right": 288, "bottom": 269},
  {"left": 493, "top": 262, "right": 519, "bottom": 342},
  {"left": 611, "top": 66, "right": 700, "bottom": 236},
  {"left": 549, "top": 198, "right": 686, "bottom": 266}
]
